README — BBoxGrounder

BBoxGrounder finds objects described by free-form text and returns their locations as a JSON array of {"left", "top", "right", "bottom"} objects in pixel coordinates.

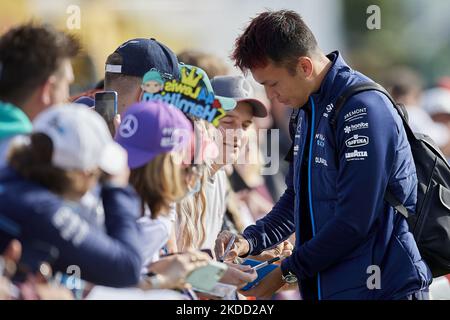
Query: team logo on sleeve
[
  {"left": 344, "top": 107, "right": 367, "bottom": 123},
  {"left": 344, "top": 122, "right": 369, "bottom": 134},
  {"left": 345, "top": 134, "right": 369, "bottom": 148},
  {"left": 345, "top": 149, "right": 368, "bottom": 161},
  {"left": 323, "top": 103, "right": 334, "bottom": 118}
]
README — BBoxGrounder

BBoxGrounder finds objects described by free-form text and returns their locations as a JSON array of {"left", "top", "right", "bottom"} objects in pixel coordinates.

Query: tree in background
[{"left": 343, "top": 0, "right": 450, "bottom": 86}]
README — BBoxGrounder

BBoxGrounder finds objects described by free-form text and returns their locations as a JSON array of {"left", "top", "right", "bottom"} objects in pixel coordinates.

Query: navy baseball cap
[
  {"left": 73, "top": 96, "right": 95, "bottom": 108},
  {"left": 210, "top": 75, "right": 268, "bottom": 118},
  {"left": 105, "top": 38, "right": 180, "bottom": 80}
]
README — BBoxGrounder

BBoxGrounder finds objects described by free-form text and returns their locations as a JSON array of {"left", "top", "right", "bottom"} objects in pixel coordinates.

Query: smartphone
[
  {"left": 186, "top": 261, "right": 228, "bottom": 292},
  {"left": 94, "top": 91, "right": 118, "bottom": 122}
]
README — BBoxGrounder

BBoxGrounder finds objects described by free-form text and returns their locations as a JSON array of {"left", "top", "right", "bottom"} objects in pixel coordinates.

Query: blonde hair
[
  {"left": 175, "top": 120, "right": 214, "bottom": 251},
  {"left": 176, "top": 173, "right": 208, "bottom": 250},
  {"left": 130, "top": 152, "right": 186, "bottom": 218}
]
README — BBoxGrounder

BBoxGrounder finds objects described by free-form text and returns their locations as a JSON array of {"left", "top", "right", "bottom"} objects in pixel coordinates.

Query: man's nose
[{"left": 265, "top": 86, "right": 278, "bottom": 100}]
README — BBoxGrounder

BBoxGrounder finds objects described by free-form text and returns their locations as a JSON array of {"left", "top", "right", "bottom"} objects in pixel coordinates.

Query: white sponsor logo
[
  {"left": 323, "top": 103, "right": 334, "bottom": 118},
  {"left": 345, "top": 134, "right": 369, "bottom": 148},
  {"left": 315, "top": 133, "right": 326, "bottom": 147},
  {"left": 315, "top": 133, "right": 325, "bottom": 141},
  {"left": 345, "top": 149, "right": 368, "bottom": 161},
  {"left": 52, "top": 207, "right": 89, "bottom": 246},
  {"left": 160, "top": 128, "right": 190, "bottom": 148},
  {"left": 315, "top": 157, "right": 328, "bottom": 166},
  {"left": 344, "top": 122, "right": 369, "bottom": 134},
  {"left": 344, "top": 107, "right": 367, "bottom": 123},
  {"left": 119, "top": 115, "right": 138, "bottom": 138}
]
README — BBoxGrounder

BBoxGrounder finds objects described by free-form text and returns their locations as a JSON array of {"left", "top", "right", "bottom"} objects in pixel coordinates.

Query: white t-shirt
[
  {"left": 201, "top": 169, "right": 228, "bottom": 250},
  {"left": 138, "top": 205, "right": 176, "bottom": 269}
]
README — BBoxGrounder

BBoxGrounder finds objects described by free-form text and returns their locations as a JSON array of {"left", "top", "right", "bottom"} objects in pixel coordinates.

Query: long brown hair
[{"left": 129, "top": 152, "right": 186, "bottom": 218}]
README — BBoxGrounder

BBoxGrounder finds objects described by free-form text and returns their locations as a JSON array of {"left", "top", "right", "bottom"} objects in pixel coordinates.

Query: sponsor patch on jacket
[
  {"left": 344, "top": 107, "right": 367, "bottom": 123},
  {"left": 323, "top": 103, "right": 334, "bottom": 118},
  {"left": 315, "top": 156, "right": 328, "bottom": 166},
  {"left": 52, "top": 206, "right": 89, "bottom": 246},
  {"left": 345, "top": 134, "right": 369, "bottom": 148},
  {"left": 344, "top": 122, "right": 369, "bottom": 134},
  {"left": 345, "top": 149, "right": 368, "bottom": 161},
  {"left": 293, "top": 144, "right": 299, "bottom": 156},
  {"left": 315, "top": 133, "right": 326, "bottom": 147}
]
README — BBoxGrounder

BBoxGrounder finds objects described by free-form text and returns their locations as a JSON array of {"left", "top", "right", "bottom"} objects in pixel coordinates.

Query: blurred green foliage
[{"left": 343, "top": 0, "right": 450, "bottom": 86}]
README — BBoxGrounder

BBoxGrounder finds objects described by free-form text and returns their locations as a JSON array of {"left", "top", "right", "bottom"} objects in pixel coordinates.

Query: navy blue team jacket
[{"left": 243, "top": 52, "right": 432, "bottom": 300}]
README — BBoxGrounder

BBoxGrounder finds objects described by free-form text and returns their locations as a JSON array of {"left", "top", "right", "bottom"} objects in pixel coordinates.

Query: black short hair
[
  {"left": 0, "top": 22, "right": 80, "bottom": 105},
  {"left": 232, "top": 10, "right": 318, "bottom": 73}
]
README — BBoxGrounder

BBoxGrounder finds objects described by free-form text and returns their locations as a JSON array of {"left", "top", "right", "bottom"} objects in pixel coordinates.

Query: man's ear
[
  {"left": 39, "top": 77, "right": 54, "bottom": 106},
  {"left": 137, "top": 87, "right": 144, "bottom": 101},
  {"left": 297, "top": 56, "right": 314, "bottom": 79}
]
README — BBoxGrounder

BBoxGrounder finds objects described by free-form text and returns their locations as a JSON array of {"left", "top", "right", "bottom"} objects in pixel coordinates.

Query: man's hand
[
  {"left": 240, "top": 267, "right": 285, "bottom": 299},
  {"left": 219, "top": 262, "right": 257, "bottom": 289},
  {"left": 249, "top": 240, "right": 293, "bottom": 261},
  {"left": 215, "top": 231, "right": 250, "bottom": 262}
]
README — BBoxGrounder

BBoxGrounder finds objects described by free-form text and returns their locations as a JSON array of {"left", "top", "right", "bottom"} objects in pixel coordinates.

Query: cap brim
[
  {"left": 118, "top": 143, "right": 159, "bottom": 169},
  {"left": 216, "top": 95, "right": 237, "bottom": 111},
  {"left": 98, "top": 143, "right": 129, "bottom": 175},
  {"left": 237, "top": 98, "right": 268, "bottom": 118}
]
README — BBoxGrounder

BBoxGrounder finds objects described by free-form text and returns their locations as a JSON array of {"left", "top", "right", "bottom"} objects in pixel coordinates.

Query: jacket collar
[{"left": 309, "top": 51, "right": 352, "bottom": 113}]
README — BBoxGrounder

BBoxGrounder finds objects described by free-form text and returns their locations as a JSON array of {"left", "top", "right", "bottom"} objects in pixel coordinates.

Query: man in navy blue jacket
[{"left": 215, "top": 10, "right": 432, "bottom": 300}]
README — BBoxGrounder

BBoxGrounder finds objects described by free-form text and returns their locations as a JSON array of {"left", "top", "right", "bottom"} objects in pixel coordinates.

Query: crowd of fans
[{"left": 0, "top": 21, "right": 449, "bottom": 300}]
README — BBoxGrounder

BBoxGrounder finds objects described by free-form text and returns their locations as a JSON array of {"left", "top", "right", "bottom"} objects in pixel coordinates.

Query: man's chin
[{"left": 279, "top": 101, "right": 296, "bottom": 108}]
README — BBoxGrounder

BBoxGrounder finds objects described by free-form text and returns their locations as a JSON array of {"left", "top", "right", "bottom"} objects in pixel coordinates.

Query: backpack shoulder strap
[
  {"left": 330, "top": 82, "right": 410, "bottom": 133},
  {"left": 330, "top": 81, "right": 411, "bottom": 219},
  {"left": 384, "top": 190, "right": 409, "bottom": 218}
]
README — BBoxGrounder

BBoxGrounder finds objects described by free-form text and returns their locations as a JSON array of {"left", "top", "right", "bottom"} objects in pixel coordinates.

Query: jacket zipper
[{"left": 307, "top": 96, "right": 322, "bottom": 300}]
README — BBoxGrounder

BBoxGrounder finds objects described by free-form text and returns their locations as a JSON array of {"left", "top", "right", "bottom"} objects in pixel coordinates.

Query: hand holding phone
[{"left": 94, "top": 91, "right": 118, "bottom": 123}]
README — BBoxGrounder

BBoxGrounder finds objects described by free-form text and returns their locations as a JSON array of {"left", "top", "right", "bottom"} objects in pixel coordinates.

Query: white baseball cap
[
  {"left": 422, "top": 88, "right": 450, "bottom": 115},
  {"left": 33, "top": 103, "right": 127, "bottom": 175}
]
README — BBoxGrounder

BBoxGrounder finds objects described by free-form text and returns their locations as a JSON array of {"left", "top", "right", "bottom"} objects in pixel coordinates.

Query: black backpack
[{"left": 330, "top": 82, "right": 450, "bottom": 278}]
